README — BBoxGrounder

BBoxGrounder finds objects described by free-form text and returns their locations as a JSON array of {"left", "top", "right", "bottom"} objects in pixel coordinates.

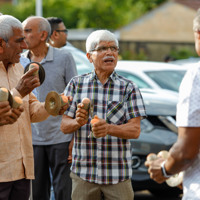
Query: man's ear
[
  {"left": 52, "top": 30, "right": 59, "bottom": 39},
  {"left": 86, "top": 52, "right": 93, "bottom": 63},
  {"left": 40, "top": 31, "right": 49, "bottom": 42},
  {"left": 0, "top": 38, "right": 4, "bottom": 54}
]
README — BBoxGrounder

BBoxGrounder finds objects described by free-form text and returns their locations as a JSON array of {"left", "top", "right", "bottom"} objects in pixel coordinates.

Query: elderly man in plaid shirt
[{"left": 61, "top": 30, "right": 146, "bottom": 200}]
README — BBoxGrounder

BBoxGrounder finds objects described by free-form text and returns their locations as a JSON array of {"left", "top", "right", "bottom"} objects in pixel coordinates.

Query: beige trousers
[{"left": 70, "top": 172, "right": 134, "bottom": 200}]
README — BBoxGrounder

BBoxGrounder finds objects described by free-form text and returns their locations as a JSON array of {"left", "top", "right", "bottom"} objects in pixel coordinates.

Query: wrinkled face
[
  {"left": 194, "top": 30, "right": 200, "bottom": 56},
  {"left": 22, "top": 18, "right": 43, "bottom": 50},
  {"left": 87, "top": 41, "right": 119, "bottom": 74},
  {"left": 55, "top": 22, "right": 67, "bottom": 47},
  {"left": 3, "top": 28, "right": 27, "bottom": 64}
]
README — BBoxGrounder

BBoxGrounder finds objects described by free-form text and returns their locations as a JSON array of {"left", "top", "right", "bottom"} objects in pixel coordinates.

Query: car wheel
[{"left": 149, "top": 188, "right": 182, "bottom": 198}]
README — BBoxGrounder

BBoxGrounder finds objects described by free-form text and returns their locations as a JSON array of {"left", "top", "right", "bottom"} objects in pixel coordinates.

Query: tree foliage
[{"left": 0, "top": 0, "right": 166, "bottom": 29}]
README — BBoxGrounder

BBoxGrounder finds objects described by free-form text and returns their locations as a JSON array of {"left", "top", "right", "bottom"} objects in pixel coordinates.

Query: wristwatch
[{"left": 161, "top": 161, "right": 172, "bottom": 178}]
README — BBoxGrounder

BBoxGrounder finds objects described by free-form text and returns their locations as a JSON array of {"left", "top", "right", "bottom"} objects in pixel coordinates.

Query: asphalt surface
[{"left": 134, "top": 190, "right": 182, "bottom": 200}]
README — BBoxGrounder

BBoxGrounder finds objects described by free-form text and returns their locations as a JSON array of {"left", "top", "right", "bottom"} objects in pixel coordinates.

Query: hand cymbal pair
[
  {"left": 147, "top": 150, "right": 184, "bottom": 187},
  {"left": 0, "top": 87, "right": 23, "bottom": 108}
]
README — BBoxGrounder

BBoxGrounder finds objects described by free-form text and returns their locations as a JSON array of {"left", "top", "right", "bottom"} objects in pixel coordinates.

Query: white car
[{"left": 116, "top": 60, "right": 187, "bottom": 92}]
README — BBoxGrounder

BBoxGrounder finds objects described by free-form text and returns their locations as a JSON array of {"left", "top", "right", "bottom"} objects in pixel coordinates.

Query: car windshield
[
  {"left": 116, "top": 71, "right": 152, "bottom": 89},
  {"left": 145, "top": 70, "right": 186, "bottom": 92}
]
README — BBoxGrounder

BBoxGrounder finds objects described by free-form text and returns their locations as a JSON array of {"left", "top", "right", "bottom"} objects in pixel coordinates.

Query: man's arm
[
  {"left": 145, "top": 127, "right": 200, "bottom": 183},
  {"left": 60, "top": 102, "right": 91, "bottom": 134},
  {"left": 165, "top": 127, "right": 200, "bottom": 174}
]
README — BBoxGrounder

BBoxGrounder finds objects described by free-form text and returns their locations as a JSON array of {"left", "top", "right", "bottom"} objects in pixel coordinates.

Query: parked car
[
  {"left": 170, "top": 57, "right": 200, "bottom": 66},
  {"left": 62, "top": 42, "right": 93, "bottom": 75},
  {"left": 116, "top": 60, "right": 187, "bottom": 92},
  {"left": 60, "top": 45, "right": 182, "bottom": 198}
]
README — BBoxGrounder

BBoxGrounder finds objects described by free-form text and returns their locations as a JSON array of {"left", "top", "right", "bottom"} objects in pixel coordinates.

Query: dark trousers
[
  {"left": 0, "top": 179, "right": 30, "bottom": 200},
  {"left": 32, "top": 142, "right": 72, "bottom": 200}
]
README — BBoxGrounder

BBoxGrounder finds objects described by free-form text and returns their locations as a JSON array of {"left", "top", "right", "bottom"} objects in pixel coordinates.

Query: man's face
[
  {"left": 3, "top": 28, "right": 27, "bottom": 64},
  {"left": 54, "top": 22, "right": 67, "bottom": 47},
  {"left": 194, "top": 30, "right": 200, "bottom": 56},
  {"left": 22, "top": 19, "right": 43, "bottom": 50},
  {"left": 87, "top": 41, "right": 118, "bottom": 74}
]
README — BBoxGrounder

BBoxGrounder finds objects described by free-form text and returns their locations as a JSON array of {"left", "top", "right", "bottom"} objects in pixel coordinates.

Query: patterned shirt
[
  {"left": 176, "top": 63, "right": 200, "bottom": 200},
  {"left": 64, "top": 70, "right": 146, "bottom": 184}
]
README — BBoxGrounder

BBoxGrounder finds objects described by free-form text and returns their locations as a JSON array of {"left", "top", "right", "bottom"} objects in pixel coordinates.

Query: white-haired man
[
  {"left": 61, "top": 30, "right": 146, "bottom": 200},
  {"left": 145, "top": 12, "right": 200, "bottom": 200},
  {"left": 0, "top": 15, "right": 50, "bottom": 199}
]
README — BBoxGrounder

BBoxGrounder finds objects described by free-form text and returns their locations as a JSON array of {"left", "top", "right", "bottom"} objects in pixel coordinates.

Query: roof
[
  {"left": 118, "top": 0, "right": 198, "bottom": 42},
  {"left": 174, "top": 0, "right": 200, "bottom": 10}
]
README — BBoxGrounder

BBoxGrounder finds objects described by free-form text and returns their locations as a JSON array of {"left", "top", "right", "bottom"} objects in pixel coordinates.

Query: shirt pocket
[{"left": 106, "top": 101, "right": 126, "bottom": 125}]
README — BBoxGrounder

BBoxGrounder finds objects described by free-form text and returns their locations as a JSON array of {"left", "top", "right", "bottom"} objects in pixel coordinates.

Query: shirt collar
[
  {"left": 23, "top": 43, "right": 53, "bottom": 64},
  {"left": 89, "top": 70, "right": 117, "bottom": 82}
]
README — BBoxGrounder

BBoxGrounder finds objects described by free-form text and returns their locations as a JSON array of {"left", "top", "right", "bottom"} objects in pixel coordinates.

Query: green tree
[{"left": 0, "top": 0, "right": 166, "bottom": 28}]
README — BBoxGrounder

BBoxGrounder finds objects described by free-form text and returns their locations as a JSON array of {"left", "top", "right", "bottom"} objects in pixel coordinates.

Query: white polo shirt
[{"left": 176, "top": 63, "right": 200, "bottom": 200}]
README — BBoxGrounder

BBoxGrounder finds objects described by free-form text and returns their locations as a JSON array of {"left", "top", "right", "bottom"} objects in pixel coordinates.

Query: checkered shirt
[{"left": 64, "top": 70, "right": 146, "bottom": 184}]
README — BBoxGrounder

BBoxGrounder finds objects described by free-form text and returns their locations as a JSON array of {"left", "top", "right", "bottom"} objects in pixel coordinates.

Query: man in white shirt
[{"left": 145, "top": 12, "right": 200, "bottom": 200}]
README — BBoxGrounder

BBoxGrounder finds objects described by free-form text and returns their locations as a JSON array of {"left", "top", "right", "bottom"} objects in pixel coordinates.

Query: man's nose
[{"left": 21, "top": 40, "right": 28, "bottom": 49}]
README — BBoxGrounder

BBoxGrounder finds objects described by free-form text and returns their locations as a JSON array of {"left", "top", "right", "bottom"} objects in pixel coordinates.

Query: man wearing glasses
[
  {"left": 60, "top": 30, "right": 146, "bottom": 200},
  {"left": 46, "top": 17, "right": 68, "bottom": 48}
]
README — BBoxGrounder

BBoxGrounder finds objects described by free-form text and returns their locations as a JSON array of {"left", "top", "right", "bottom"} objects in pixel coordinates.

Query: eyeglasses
[
  {"left": 56, "top": 29, "right": 68, "bottom": 34},
  {"left": 90, "top": 46, "right": 119, "bottom": 53}
]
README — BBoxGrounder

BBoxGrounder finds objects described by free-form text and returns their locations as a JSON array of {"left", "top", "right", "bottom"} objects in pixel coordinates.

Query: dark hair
[{"left": 46, "top": 17, "right": 63, "bottom": 35}]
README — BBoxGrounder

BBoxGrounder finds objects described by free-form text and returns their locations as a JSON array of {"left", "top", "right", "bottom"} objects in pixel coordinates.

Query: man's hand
[
  {"left": 58, "top": 96, "right": 73, "bottom": 115},
  {"left": 91, "top": 118, "right": 108, "bottom": 138},
  {"left": 145, "top": 157, "right": 167, "bottom": 183},
  {"left": 75, "top": 103, "right": 89, "bottom": 127},
  {"left": 68, "top": 137, "right": 74, "bottom": 163},
  {"left": 0, "top": 105, "right": 24, "bottom": 126},
  {"left": 0, "top": 101, "right": 11, "bottom": 116},
  {"left": 15, "top": 66, "right": 40, "bottom": 97}
]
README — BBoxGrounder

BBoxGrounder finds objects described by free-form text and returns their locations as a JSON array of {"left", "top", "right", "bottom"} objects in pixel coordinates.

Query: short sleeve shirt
[
  {"left": 176, "top": 63, "right": 200, "bottom": 200},
  {"left": 64, "top": 71, "right": 146, "bottom": 184}
]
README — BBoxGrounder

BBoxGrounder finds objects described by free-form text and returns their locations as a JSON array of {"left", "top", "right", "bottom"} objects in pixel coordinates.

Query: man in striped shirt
[{"left": 61, "top": 30, "right": 146, "bottom": 200}]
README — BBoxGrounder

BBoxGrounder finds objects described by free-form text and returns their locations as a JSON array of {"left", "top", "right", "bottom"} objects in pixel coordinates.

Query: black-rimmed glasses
[{"left": 56, "top": 29, "right": 68, "bottom": 34}]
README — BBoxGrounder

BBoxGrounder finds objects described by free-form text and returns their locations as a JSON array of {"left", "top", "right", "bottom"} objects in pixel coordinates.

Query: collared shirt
[
  {"left": 0, "top": 62, "right": 49, "bottom": 182},
  {"left": 22, "top": 45, "right": 78, "bottom": 145},
  {"left": 64, "top": 71, "right": 146, "bottom": 184},
  {"left": 176, "top": 62, "right": 200, "bottom": 199}
]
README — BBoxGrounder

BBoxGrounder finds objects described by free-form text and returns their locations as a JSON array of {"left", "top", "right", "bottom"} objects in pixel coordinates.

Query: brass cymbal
[
  {"left": 24, "top": 62, "right": 45, "bottom": 85},
  {"left": 45, "top": 91, "right": 61, "bottom": 116},
  {"left": 7, "top": 90, "right": 13, "bottom": 107}
]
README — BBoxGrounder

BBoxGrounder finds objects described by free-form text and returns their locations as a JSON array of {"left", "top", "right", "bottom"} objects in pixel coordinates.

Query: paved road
[{"left": 134, "top": 190, "right": 182, "bottom": 200}]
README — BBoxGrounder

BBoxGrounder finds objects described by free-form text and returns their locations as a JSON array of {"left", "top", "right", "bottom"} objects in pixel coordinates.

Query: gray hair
[
  {"left": 0, "top": 15, "right": 22, "bottom": 42},
  {"left": 23, "top": 16, "right": 51, "bottom": 41},
  {"left": 86, "top": 30, "right": 118, "bottom": 53},
  {"left": 193, "top": 15, "right": 200, "bottom": 32}
]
